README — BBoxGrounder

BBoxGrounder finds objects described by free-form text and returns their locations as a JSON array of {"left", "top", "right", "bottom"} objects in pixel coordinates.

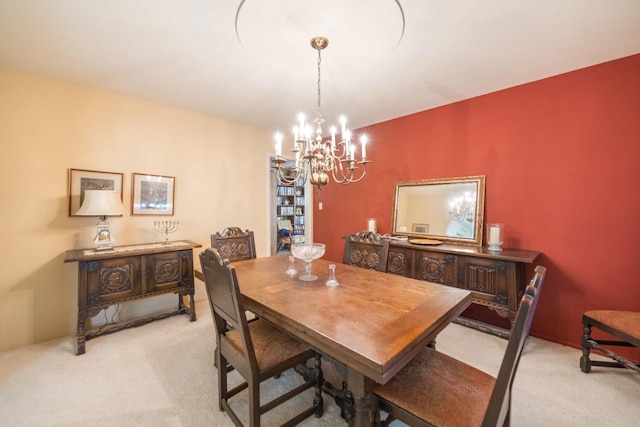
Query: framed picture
[
  {"left": 412, "top": 223, "right": 429, "bottom": 234},
  {"left": 68, "top": 168, "right": 124, "bottom": 216},
  {"left": 131, "top": 173, "right": 175, "bottom": 216}
]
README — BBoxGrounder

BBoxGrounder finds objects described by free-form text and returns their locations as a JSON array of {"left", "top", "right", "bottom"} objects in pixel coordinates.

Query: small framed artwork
[
  {"left": 68, "top": 168, "right": 124, "bottom": 216},
  {"left": 131, "top": 173, "right": 175, "bottom": 216},
  {"left": 412, "top": 223, "right": 429, "bottom": 234}
]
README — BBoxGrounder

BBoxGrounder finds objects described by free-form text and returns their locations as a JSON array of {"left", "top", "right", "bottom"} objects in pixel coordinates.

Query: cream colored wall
[{"left": 0, "top": 68, "right": 274, "bottom": 351}]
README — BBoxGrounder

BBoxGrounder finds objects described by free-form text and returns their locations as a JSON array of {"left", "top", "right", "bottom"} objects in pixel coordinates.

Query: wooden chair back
[
  {"left": 199, "top": 247, "right": 257, "bottom": 373},
  {"left": 211, "top": 227, "right": 256, "bottom": 262},
  {"left": 343, "top": 231, "right": 390, "bottom": 272},
  {"left": 199, "top": 247, "right": 323, "bottom": 426},
  {"left": 483, "top": 265, "right": 546, "bottom": 426},
  {"left": 374, "top": 265, "right": 546, "bottom": 427}
]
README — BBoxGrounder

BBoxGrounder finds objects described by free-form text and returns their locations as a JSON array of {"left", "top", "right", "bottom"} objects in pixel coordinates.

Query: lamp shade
[{"left": 75, "top": 190, "right": 125, "bottom": 216}]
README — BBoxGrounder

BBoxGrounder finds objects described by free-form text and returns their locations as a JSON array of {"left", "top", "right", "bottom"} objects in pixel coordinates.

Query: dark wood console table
[
  {"left": 64, "top": 240, "right": 202, "bottom": 354},
  {"left": 387, "top": 241, "right": 540, "bottom": 338}
]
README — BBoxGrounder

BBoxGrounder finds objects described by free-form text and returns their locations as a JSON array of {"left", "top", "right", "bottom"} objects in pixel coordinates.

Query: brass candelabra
[{"left": 154, "top": 220, "right": 179, "bottom": 243}]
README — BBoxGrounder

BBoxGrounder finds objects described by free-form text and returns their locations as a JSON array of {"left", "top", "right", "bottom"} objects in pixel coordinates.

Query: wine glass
[{"left": 290, "top": 243, "right": 326, "bottom": 281}]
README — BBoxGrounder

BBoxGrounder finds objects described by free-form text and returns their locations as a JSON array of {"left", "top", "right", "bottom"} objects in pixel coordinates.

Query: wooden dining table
[{"left": 230, "top": 255, "right": 472, "bottom": 427}]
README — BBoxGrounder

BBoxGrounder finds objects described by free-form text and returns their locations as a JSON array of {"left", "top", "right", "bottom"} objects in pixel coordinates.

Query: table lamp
[{"left": 75, "top": 190, "right": 125, "bottom": 251}]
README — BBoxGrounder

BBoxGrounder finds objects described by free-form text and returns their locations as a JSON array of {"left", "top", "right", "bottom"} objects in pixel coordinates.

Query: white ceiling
[{"left": 1, "top": 1, "right": 639, "bottom": 136}]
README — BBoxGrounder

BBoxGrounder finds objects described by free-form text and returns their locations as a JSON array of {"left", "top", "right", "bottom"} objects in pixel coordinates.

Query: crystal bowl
[
  {"left": 290, "top": 243, "right": 325, "bottom": 281},
  {"left": 291, "top": 243, "right": 325, "bottom": 262}
]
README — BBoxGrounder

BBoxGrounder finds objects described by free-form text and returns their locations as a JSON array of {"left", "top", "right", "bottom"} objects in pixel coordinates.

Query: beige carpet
[{"left": 1, "top": 285, "right": 638, "bottom": 426}]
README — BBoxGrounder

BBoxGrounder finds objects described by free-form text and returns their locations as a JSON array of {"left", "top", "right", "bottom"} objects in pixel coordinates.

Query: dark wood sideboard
[
  {"left": 386, "top": 240, "right": 540, "bottom": 337},
  {"left": 64, "top": 240, "right": 202, "bottom": 354}
]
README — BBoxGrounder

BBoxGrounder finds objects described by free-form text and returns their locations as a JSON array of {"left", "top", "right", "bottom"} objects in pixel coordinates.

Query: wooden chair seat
[
  {"left": 374, "top": 347, "right": 496, "bottom": 427},
  {"left": 580, "top": 310, "right": 640, "bottom": 373},
  {"left": 225, "top": 318, "right": 312, "bottom": 371}
]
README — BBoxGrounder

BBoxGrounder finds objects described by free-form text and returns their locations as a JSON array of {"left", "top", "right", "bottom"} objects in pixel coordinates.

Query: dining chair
[
  {"left": 374, "top": 265, "right": 546, "bottom": 427},
  {"left": 199, "top": 247, "right": 323, "bottom": 427},
  {"left": 342, "top": 231, "right": 390, "bottom": 272},
  {"left": 211, "top": 227, "right": 256, "bottom": 262},
  {"left": 276, "top": 219, "right": 292, "bottom": 251},
  {"left": 580, "top": 310, "right": 640, "bottom": 373}
]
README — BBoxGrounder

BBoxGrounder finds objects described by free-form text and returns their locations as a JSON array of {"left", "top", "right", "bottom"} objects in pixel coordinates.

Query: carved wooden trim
[
  {"left": 420, "top": 256, "right": 446, "bottom": 284},
  {"left": 99, "top": 264, "right": 131, "bottom": 294},
  {"left": 471, "top": 297, "right": 509, "bottom": 317},
  {"left": 154, "top": 257, "right": 180, "bottom": 284},
  {"left": 387, "top": 251, "right": 406, "bottom": 275},
  {"left": 218, "top": 226, "right": 246, "bottom": 237},
  {"left": 219, "top": 242, "right": 251, "bottom": 260},
  {"left": 467, "top": 264, "right": 497, "bottom": 294},
  {"left": 348, "top": 248, "right": 382, "bottom": 269}
]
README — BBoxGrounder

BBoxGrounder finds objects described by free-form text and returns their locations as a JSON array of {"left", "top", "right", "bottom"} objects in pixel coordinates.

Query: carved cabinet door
[
  {"left": 386, "top": 246, "right": 414, "bottom": 277},
  {"left": 144, "top": 250, "right": 192, "bottom": 293},
  {"left": 457, "top": 256, "right": 514, "bottom": 318},
  {"left": 414, "top": 250, "right": 457, "bottom": 287},
  {"left": 84, "top": 256, "right": 142, "bottom": 307}
]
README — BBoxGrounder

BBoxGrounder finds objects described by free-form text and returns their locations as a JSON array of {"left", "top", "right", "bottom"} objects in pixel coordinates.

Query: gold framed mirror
[{"left": 391, "top": 175, "right": 486, "bottom": 245}]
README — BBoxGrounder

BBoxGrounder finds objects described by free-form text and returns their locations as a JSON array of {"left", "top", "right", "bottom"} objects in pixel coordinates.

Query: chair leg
[
  {"left": 314, "top": 353, "right": 324, "bottom": 418},
  {"left": 249, "top": 381, "right": 260, "bottom": 427},
  {"left": 580, "top": 322, "right": 592, "bottom": 373},
  {"left": 218, "top": 353, "right": 227, "bottom": 411}
]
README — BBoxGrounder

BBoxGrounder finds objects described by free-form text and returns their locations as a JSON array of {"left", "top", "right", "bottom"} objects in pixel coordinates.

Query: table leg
[{"left": 347, "top": 367, "right": 376, "bottom": 427}]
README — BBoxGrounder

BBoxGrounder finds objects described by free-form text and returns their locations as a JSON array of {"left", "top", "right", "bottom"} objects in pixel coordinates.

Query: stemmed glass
[
  {"left": 290, "top": 243, "right": 326, "bottom": 281},
  {"left": 285, "top": 255, "right": 298, "bottom": 277}
]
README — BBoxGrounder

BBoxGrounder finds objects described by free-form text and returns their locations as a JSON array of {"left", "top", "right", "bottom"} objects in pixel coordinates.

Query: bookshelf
[{"left": 276, "top": 176, "right": 305, "bottom": 240}]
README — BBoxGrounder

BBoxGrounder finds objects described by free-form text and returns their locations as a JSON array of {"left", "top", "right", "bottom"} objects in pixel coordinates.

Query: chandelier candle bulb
[
  {"left": 361, "top": 135, "right": 367, "bottom": 159},
  {"left": 275, "top": 132, "right": 282, "bottom": 156}
]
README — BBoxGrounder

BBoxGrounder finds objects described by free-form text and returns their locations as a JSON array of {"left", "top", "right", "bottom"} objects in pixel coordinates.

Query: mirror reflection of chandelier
[
  {"left": 272, "top": 36, "right": 371, "bottom": 188},
  {"left": 449, "top": 191, "right": 476, "bottom": 223}
]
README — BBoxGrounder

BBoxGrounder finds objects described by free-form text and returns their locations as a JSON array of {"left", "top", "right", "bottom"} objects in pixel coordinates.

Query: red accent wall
[{"left": 313, "top": 54, "right": 640, "bottom": 356}]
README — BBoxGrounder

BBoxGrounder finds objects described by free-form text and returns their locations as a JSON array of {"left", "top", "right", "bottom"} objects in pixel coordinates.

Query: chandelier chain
[{"left": 316, "top": 46, "right": 322, "bottom": 120}]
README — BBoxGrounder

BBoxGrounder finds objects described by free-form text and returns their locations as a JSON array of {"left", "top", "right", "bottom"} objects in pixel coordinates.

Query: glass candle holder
[
  {"left": 325, "top": 263, "right": 339, "bottom": 287},
  {"left": 286, "top": 255, "right": 298, "bottom": 277},
  {"left": 367, "top": 218, "right": 377, "bottom": 233},
  {"left": 486, "top": 223, "right": 504, "bottom": 252}
]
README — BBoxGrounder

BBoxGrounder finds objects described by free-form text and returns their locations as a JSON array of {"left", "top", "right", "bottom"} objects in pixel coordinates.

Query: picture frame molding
[
  {"left": 412, "top": 223, "right": 430, "bottom": 234},
  {"left": 131, "top": 173, "right": 175, "bottom": 216}
]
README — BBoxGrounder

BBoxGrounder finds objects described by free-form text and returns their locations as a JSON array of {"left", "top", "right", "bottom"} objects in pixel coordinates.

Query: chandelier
[
  {"left": 449, "top": 191, "right": 476, "bottom": 223},
  {"left": 272, "top": 36, "right": 370, "bottom": 188}
]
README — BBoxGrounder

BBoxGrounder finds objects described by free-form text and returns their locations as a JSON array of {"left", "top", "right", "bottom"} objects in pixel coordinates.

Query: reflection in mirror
[{"left": 392, "top": 176, "right": 486, "bottom": 245}]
